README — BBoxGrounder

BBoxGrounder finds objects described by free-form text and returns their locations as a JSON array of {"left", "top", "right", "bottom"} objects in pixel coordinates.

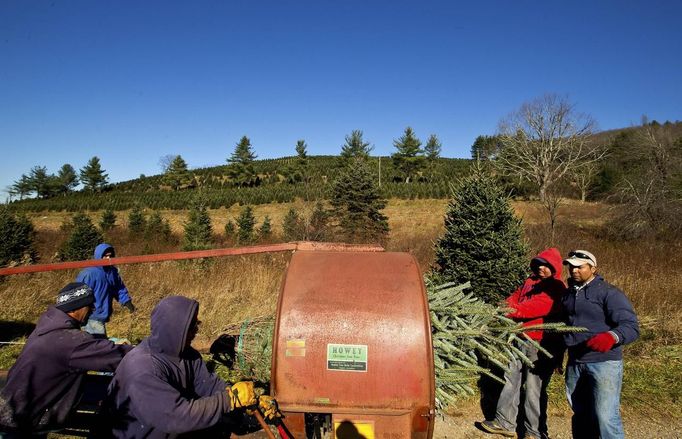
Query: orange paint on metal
[
  {"left": 0, "top": 242, "right": 384, "bottom": 276},
  {"left": 271, "top": 251, "right": 435, "bottom": 439}
]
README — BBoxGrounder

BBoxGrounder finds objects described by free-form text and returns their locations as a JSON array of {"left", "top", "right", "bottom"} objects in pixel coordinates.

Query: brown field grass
[
  {"left": 7, "top": 199, "right": 682, "bottom": 344},
  {"left": 2, "top": 199, "right": 681, "bottom": 418}
]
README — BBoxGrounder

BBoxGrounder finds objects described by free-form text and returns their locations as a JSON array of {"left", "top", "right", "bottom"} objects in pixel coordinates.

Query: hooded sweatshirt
[
  {"left": 0, "top": 307, "right": 131, "bottom": 433},
  {"left": 76, "top": 243, "right": 132, "bottom": 322},
  {"left": 106, "top": 296, "right": 231, "bottom": 438},
  {"left": 505, "top": 247, "right": 566, "bottom": 341}
]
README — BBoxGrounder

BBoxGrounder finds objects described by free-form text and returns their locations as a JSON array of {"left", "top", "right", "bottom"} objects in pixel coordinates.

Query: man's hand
[
  {"left": 122, "top": 301, "right": 136, "bottom": 313},
  {"left": 228, "top": 381, "right": 256, "bottom": 409},
  {"left": 258, "top": 395, "right": 281, "bottom": 420},
  {"left": 586, "top": 332, "right": 617, "bottom": 352}
]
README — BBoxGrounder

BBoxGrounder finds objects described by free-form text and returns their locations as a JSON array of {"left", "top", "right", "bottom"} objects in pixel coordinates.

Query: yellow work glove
[
  {"left": 228, "top": 381, "right": 256, "bottom": 409},
  {"left": 258, "top": 395, "right": 281, "bottom": 420}
]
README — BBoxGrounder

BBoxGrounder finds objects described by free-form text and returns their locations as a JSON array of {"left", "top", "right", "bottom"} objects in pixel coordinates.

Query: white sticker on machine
[{"left": 327, "top": 343, "right": 368, "bottom": 372}]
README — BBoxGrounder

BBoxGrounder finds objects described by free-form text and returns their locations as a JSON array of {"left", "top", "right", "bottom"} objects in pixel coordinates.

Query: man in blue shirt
[
  {"left": 76, "top": 243, "right": 135, "bottom": 338},
  {"left": 562, "top": 250, "right": 639, "bottom": 439}
]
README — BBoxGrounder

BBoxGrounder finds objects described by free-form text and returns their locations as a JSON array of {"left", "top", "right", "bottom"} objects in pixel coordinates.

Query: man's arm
[
  {"left": 125, "top": 369, "right": 230, "bottom": 434},
  {"left": 604, "top": 286, "right": 639, "bottom": 346},
  {"left": 68, "top": 336, "right": 132, "bottom": 372},
  {"left": 112, "top": 269, "right": 133, "bottom": 306},
  {"left": 191, "top": 354, "right": 228, "bottom": 397}
]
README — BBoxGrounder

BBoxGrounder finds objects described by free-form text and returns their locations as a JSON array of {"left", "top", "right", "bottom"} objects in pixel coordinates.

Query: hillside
[{"left": 8, "top": 156, "right": 471, "bottom": 212}]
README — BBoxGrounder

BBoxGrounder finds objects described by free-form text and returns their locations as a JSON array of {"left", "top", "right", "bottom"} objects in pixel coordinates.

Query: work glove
[
  {"left": 122, "top": 301, "right": 136, "bottom": 313},
  {"left": 228, "top": 381, "right": 256, "bottom": 409},
  {"left": 109, "top": 337, "right": 131, "bottom": 345},
  {"left": 586, "top": 332, "right": 617, "bottom": 352},
  {"left": 258, "top": 395, "right": 282, "bottom": 420}
]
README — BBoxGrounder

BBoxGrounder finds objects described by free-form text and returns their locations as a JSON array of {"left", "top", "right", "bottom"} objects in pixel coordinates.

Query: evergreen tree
[
  {"left": 224, "top": 220, "right": 236, "bottom": 239},
  {"left": 282, "top": 208, "right": 304, "bottom": 241},
  {"left": 307, "top": 201, "right": 329, "bottom": 241},
  {"left": 285, "top": 140, "right": 309, "bottom": 184},
  {"left": 183, "top": 201, "right": 213, "bottom": 251},
  {"left": 432, "top": 166, "right": 528, "bottom": 303},
  {"left": 59, "top": 213, "right": 103, "bottom": 261},
  {"left": 163, "top": 155, "right": 191, "bottom": 190},
  {"left": 330, "top": 158, "right": 389, "bottom": 243},
  {"left": 0, "top": 207, "right": 36, "bottom": 266},
  {"left": 100, "top": 209, "right": 117, "bottom": 231},
  {"left": 258, "top": 215, "right": 273, "bottom": 241},
  {"left": 28, "top": 166, "right": 57, "bottom": 199},
  {"left": 470, "top": 135, "right": 503, "bottom": 161},
  {"left": 227, "top": 136, "right": 259, "bottom": 187},
  {"left": 128, "top": 205, "right": 146, "bottom": 235},
  {"left": 80, "top": 156, "right": 109, "bottom": 192},
  {"left": 392, "top": 127, "right": 425, "bottom": 183},
  {"left": 146, "top": 211, "right": 171, "bottom": 242},
  {"left": 339, "top": 130, "right": 372, "bottom": 165},
  {"left": 236, "top": 205, "right": 256, "bottom": 244},
  {"left": 57, "top": 164, "right": 79, "bottom": 194},
  {"left": 425, "top": 134, "right": 442, "bottom": 160},
  {"left": 11, "top": 174, "right": 33, "bottom": 200}
]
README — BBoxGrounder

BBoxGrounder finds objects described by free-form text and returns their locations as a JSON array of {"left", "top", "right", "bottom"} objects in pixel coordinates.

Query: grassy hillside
[
  {"left": 8, "top": 156, "right": 471, "bottom": 212},
  {"left": 1, "top": 199, "right": 680, "bottom": 419}
]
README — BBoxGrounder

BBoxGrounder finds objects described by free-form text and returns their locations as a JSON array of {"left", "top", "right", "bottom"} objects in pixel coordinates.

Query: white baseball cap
[{"left": 563, "top": 250, "right": 597, "bottom": 267}]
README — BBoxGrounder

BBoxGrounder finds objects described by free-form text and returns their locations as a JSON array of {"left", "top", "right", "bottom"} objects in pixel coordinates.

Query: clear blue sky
[{"left": 1, "top": 0, "right": 681, "bottom": 197}]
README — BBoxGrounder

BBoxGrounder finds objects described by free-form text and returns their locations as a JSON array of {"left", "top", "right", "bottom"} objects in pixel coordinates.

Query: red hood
[{"left": 533, "top": 247, "right": 563, "bottom": 279}]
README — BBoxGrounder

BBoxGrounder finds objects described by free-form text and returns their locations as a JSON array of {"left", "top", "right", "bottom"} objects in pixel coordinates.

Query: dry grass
[{"left": 10, "top": 198, "right": 682, "bottom": 341}]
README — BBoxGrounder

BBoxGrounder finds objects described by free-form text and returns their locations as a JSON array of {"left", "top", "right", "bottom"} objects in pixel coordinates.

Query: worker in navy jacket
[
  {"left": 76, "top": 243, "right": 135, "bottom": 337},
  {"left": 562, "top": 250, "right": 639, "bottom": 439},
  {"left": 480, "top": 248, "right": 566, "bottom": 439},
  {"left": 106, "top": 296, "right": 257, "bottom": 438},
  {"left": 0, "top": 283, "right": 131, "bottom": 436}
]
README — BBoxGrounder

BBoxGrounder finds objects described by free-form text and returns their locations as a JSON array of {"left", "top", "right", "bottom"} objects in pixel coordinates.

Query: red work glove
[{"left": 586, "top": 332, "right": 617, "bottom": 352}]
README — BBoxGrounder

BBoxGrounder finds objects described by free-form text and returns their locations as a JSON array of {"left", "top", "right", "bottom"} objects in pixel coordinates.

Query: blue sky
[{"left": 1, "top": 0, "right": 681, "bottom": 196}]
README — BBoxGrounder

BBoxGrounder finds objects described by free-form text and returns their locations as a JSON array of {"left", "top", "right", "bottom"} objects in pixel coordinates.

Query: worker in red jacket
[{"left": 480, "top": 247, "right": 566, "bottom": 439}]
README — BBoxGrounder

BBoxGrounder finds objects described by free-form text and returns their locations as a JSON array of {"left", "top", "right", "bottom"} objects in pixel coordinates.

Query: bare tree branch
[{"left": 496, "top": 94, "right": 600, "bottom": 201}]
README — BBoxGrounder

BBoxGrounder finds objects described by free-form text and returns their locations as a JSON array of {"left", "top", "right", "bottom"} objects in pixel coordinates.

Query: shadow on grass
[{"left": 0, "top": 320, "right": 35, "bottom": 342}]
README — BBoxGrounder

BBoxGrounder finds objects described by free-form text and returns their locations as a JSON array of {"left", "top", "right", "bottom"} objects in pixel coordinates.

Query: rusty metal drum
[{"left": 271, "top": 250, "right": 435, "bottom": 439}]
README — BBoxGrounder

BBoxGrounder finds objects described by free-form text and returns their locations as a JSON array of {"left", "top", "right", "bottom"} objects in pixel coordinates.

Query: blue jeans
[
  {"left": 83, "top": 317, "right": 107, "bottom": 338},
  {"left": 495, "top": 342, "right": 553, "bottom": 438},
  {"left": 565, "top": 360, "right": 624, "bottom": 439}
]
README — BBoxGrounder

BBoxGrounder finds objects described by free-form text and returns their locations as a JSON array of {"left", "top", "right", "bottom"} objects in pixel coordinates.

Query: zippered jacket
[
  {"left": 506, "top": 248, "right": 566, "bottom": 341},
  {"left": 0, "top": 307, "right": 130, "bottom": 433},
  {"left": 76, "top": 243, "right": 132, "bottom": 322},
  {"left": 562, "top": 275, "right": 639, "bottom": 363},
  {"left": 106, "top": 296, "right": 231, "bottom": 438}
]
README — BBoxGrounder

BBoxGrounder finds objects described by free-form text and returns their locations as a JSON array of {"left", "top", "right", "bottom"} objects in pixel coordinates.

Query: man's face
[
  {"left": 568, "top": 263, "right": 596, "bottom": 284},
  {"left": 185, "top": 318, "right": 201, "bottom": 349},
  {"left": 71, "top": 305, "right": 93, "bottom": 324},
  {"left": 536, "top": 265, "right": 553, "bottom": 279},
  {"left": 103, "top": 250, "right": 114, "bottom": 259}
]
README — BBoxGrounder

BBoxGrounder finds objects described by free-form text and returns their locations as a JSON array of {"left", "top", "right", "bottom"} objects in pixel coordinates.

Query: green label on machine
[{"left": 327, "top": 344, "right": 368, "bottom": 372}]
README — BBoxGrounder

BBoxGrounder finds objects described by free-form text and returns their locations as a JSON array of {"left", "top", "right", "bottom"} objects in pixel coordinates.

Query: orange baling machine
[{"left": 272, "top": 250, "right": 435, "bottom": 439}]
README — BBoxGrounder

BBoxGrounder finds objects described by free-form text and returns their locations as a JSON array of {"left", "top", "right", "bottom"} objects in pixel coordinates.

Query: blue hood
[
  {"left": 148, "top": 296, "right": 199, "bottom": 357},
  {"left": 94, "top": 243, "right": 114, "bottom": 259}
]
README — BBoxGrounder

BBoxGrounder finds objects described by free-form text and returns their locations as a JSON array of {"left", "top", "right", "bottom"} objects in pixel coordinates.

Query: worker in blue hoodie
[
  {"left": 105, "top": 296, "right": 264, "bottom": 438},
  {"left": 76, "top": 243, "right": 135, "bottom": 337}
]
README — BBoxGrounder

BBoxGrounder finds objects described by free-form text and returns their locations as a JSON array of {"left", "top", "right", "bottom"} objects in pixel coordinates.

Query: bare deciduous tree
[
  {"left": 497, "top": 94, "right": 600, "bottom": 202},
  {"left": 571, "top": 157, "right": 602, "bottom": 203},
  {"left": 609, "top": 124, "right": 682, "bottom": 238},
  {"left": 158, "top": 154, "right": 179, "bottom": 173}
]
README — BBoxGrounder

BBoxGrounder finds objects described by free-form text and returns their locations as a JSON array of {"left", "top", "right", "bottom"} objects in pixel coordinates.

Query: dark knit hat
[
  {"left": 56, "top": 282, "right": 95, "bottom": 312},
  {"left": 530, "top": 257, "right": 555, "bottom": 274}
]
